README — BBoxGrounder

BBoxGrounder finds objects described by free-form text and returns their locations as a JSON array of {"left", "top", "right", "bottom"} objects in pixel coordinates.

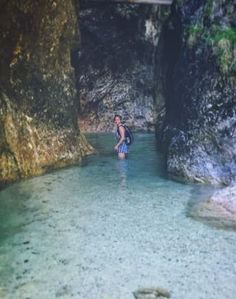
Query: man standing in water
[{"left": 114, "top": 114, "right": 128, "bottom": 160}]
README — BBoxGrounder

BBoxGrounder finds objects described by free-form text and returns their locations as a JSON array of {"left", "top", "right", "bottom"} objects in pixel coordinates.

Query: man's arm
[{"left": 114, "top": 126, "right": 125, "bottom": 149}]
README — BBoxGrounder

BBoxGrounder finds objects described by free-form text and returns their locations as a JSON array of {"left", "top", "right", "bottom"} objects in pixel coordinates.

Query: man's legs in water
[{"left": 118, "top": 152, "right": 126, "bottom": 160}]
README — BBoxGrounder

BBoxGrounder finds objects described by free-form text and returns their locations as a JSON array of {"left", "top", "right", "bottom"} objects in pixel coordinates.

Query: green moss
[
  {"left": 186, "top": 24, "right": 236, "bottom": 74},
  {"left": 207, "top": 26, "right": 236, "bottom": 74},
  {"left": 212, "top": 26, "right": 236, "bottom": 44},
  {"left": 199, "top": 25, "right": 236, "bottom": 49},
  {"left": 187, "top": 25, "right": 202, "bottom": 35},
  {"left": 181, "top": 1, "right": 236, "bottom": 75}
]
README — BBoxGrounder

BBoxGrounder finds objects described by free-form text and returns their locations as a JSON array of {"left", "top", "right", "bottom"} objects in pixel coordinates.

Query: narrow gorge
[
  {"left": 1, "top": 0, "right": 235, "bottom": 213},
  {"left": 0, "top": 1, "right": 236, "bottom": 298}
]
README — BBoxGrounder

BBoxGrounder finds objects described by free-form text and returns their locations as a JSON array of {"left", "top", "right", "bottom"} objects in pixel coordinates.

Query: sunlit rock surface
[
  {"left": 0, "top": 0, "right": 94, "bottom": 184},
  {"left": 158, "top": 0, "right": 236, "bottom": 185},
  {"left": 190, "top": 186, "right": 236, "bottom": 229},
  {"left": 77, "top": 3, "right": 170, "bottom": 131},
  {"left": 210, "top": 186, "right": 236, "bottom": 214}
]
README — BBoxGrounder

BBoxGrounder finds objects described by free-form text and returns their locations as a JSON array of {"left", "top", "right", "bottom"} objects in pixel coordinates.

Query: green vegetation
[
  {"left": 211, "top": 26, "right": 236, "bottom": 44},
  {"left": 187, "top": 25, "right": 202, "bottom": 35},
  {"left": 209, "top": 26, "right": 236, "bottom": 74},
  {"left": 187, "top": 24, "right": 236, "bottom": 45},
  {"left": 180, "top": 0, "right": 236, "bottom": 75},
  {"left": 186, "top": 23, "right": 236, "bottom": 74}
]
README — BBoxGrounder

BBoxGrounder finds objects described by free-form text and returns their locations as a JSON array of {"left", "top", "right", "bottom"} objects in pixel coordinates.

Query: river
[{"left": 0, "top": 133, "right": 235, "bottom": 299}]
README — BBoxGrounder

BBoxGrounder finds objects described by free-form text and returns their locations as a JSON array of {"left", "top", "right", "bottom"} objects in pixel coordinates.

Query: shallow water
[{"left": 0, "top": 133, "right": 236, "bottom": 299}]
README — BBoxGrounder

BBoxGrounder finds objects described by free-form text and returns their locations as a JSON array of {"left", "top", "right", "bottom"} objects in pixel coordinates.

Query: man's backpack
[{"left": 117, "top": 125, "right": 134, "bottom": 146}]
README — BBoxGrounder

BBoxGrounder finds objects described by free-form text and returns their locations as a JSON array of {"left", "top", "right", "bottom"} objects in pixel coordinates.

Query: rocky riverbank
[
  {"left": 152, "top": 0, "right": 236, "bottom": 221},
  {"left": 190, "top": 186, "right": 236, "bottom": 229},
  {"left": 157, "top": 0, "right": 236, "bottom": 186}
]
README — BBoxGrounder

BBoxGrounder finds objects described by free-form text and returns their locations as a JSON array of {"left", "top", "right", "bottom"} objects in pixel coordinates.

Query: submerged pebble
[{"left": 133, "top": 287, "right": 171, "bottom": 299}]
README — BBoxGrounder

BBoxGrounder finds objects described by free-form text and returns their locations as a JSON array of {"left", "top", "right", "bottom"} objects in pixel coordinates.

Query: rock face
[
  {"left": 189, "top": 186, "right": 236, "bottom": 229},
  {"left": 0, "top": 0, "right": 94, "bottom": 184},
  {"left": 210, "top": 186, "right": 236, "bottom": 215},
  {"left": 77, "top": 2, "right": 169, "bottom": 132},
  {"left": 158, "top": 0, "right": 236, "bottom": 185}
]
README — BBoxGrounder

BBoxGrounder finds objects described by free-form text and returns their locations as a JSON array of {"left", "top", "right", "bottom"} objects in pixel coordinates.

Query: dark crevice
[{"left": 160, "top": 5, "right": 182, "bottom": 126}]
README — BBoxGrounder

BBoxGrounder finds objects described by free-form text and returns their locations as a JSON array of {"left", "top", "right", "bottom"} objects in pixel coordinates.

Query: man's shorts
[{"left": 118, "top": 142, "right": 128, "bottom": 154}]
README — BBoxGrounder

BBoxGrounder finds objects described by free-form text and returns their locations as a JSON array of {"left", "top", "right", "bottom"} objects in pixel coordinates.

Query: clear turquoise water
[{"left": 0, "top": 133, "right": 236, "bottom": 299}]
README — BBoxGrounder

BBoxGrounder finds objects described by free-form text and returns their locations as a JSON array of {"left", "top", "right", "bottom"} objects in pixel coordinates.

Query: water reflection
[{"left": 116, "top": 159, "right": 128, "bottom": 190}]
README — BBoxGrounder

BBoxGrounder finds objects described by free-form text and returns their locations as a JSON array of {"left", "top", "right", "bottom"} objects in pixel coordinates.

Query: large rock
[
  {"left": 77, "top": 2, "right": 170, "bottom": 131},
  {"left": 158, "top": 0, "right": 236, "bottom": 185},
  {"left": 210, "top": 186, "right": 236, "bottom": 215},
  {"left": 0, "top": 0, "right": 94, "bottom": 184},
  {"left": 189, "top": 186, "right": 236, "bottom": 229}
]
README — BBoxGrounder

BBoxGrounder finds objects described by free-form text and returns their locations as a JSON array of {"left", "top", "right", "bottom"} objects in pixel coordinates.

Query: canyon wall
[
  {"left": 158, "top": 0, "right": 236, "bottom": 185},
  {"left": 0, "top": 0, "right": 93, "bottom": 184},
  {"left": 77, "top": 2, "right": 169, "bottom": 131}
]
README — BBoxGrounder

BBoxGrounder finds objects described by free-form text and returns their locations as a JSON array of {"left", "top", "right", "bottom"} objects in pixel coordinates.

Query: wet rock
[
  {"left": 133, "top": 287, "right": 171, "bottom": 299},
  {"left": 190, "top": 186, "right": 236, "bottom": 229},
  {"left": 210, "top": 186, "right": 236, "bottom": 215},
  {"left": 77, "top": 3, "right": 170, "bottom": 132},
  {"left": 158, "top": 0, "right": 236, "bottom": 185},
  {"left": 0, "top": 1, "right": 94, "bottom": 184}
]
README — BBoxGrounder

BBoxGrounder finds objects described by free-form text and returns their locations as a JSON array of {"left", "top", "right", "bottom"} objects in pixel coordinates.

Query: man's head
[{"left": 114, "top": 114, "right": 122, "bottom": 125}]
